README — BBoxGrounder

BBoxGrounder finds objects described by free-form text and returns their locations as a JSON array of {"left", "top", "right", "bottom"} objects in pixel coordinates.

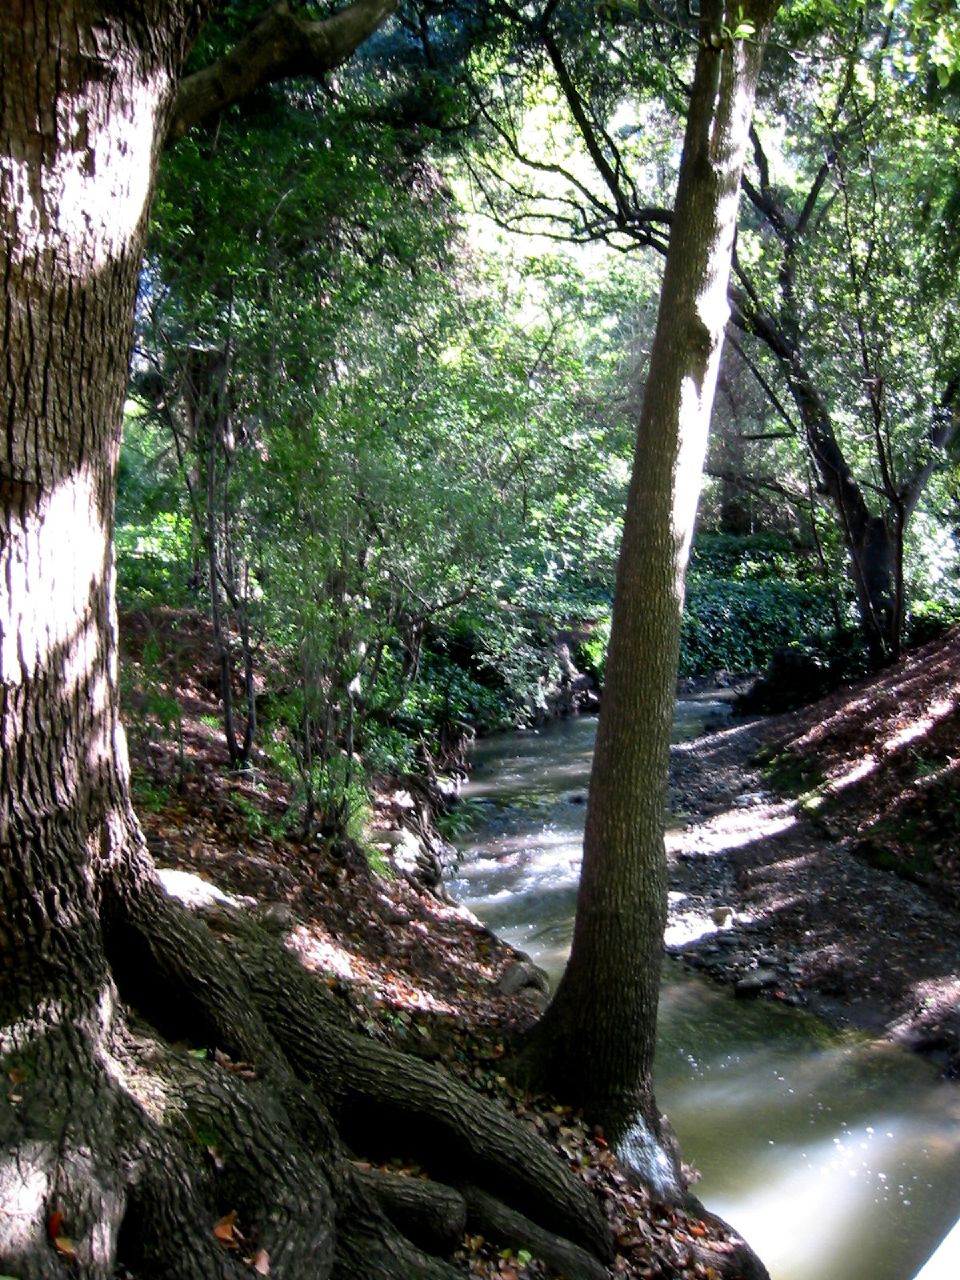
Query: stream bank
[
  {"left": 665, "top": 696, "right": 960, "bottom": 1075},
  {"left": 124, "top": 608, "right": 772, "bottom": 1280},
  {"left": 121, "top": 602, "right": 960, "bottom": 1279},
  {"left": 347, "top": 620, "right": 960, "bottom": 1085}
]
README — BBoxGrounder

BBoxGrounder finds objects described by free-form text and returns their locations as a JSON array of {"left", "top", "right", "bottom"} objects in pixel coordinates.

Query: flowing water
[{"left": 447, "top": 712, "right": 960, "bottom": 1280}]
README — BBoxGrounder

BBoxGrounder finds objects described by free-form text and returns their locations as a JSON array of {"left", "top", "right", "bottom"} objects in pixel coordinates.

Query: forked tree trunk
[{"left": 517, "top": 0, "right": 781, "bottom": 1187}]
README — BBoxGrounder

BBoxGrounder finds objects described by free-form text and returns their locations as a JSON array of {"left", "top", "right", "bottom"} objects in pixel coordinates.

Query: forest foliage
[
  {"left": 5, "top": 5, "right": 960, "bottom": 1279},
  {"left": 118, "top": 0, "right": 960, "bottom": 838}
]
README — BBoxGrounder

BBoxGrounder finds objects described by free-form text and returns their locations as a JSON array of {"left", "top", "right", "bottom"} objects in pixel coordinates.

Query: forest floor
[
  {"left": 666, "top": 625, "right": 960, "bottom": 1073},
  {"left": 120, "top": 606, "right": 763, "bottom": 1280}
]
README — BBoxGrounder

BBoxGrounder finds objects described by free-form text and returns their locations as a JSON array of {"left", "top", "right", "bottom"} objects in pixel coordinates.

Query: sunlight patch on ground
[
  {"left": 289, "top": 924, "right": 361, "bottom": 981},
  {"left": 883, "top": 695, "right": 957, "bottom": 752},
  {"left": 790, "top": 694, "right": 873, "bottom": 752},
  {"left": 757, "top": 852, "right": 819, "bottom": 876},
  {"left": 663, "top": 913, "right": 719, "bottom": 948},
  {"left": 157, "top": 867, "right": 248, "bottom": 911},
  {"left": 670, "top": 715, "right": 767, "bottom": 754},
  {"left": 666, "top": 805, "right": 798, "bottom": 857},
  {"left": 746, "top": 891, "right": 806, "bottom": 919},
  {"left": 908, "top": 976, "right": 960, "bottom": 1019},
  {"left": 288, "top": 924, "right": 459, "bottom": 1016},
  {"left": 826, "top": 755, "right": 878, "bottom": 792}
]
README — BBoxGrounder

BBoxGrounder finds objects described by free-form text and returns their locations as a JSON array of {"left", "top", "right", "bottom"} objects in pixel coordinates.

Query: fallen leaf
[
  {"left": 251, "top": 1248, "right": 271, "bottom": 1275},
  {"left": 213, "top": 1210, "right": 239, "bottom": 1246},
  {"left": 54, "top": 1237, "right": 77, "bottom": 1259},
  {"left": 47, "top": 1211, "right": 64, "bottom": 1240}
]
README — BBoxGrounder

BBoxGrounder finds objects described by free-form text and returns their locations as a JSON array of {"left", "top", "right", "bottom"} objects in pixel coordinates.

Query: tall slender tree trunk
[{"left": 518, "top": 0, "right": 781, "bottom": 1187}]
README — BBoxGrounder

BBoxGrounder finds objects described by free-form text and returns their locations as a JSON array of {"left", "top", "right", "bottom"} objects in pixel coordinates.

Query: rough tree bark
[
  {"left": 516, "top": 0, "right": 781, "bottom": 1189},
  {"left": 0, "top": 4, "right": 612, "bottom": 1277}
]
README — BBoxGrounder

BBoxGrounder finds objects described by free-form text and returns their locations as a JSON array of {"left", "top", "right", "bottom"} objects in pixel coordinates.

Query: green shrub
[
  {"left": 115, "top": 512, "right": 194, "bottom": 608},
  {"left": 679, "top": 574, "right": 837, "bottom": 676},
  {"left": 904, "top": 597, "right": 960, "bottom": 648},
  {"left": 120, "top": 634, "right": 185, "bottom": 784},
  {"left": 688, "top": 532, "right": 817, "bottom": 583},
  {"left": 398, "top": 648, "right": 519, "bottom": 737},
  {"left": 360, "top": 722, "right": 417, "bottom": 776},
  {"left": 575, "top": 615, "right": 611, "bottom": 685}
]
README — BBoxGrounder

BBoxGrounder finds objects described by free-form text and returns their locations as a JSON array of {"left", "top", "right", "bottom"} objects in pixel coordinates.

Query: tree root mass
[{"left": 1, "top": 873, "right": 615, "bottom": 1280}]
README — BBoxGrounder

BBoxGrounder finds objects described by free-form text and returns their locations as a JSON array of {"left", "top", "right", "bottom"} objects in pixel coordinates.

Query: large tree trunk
[
  {"left": 0, "top": 6, "right": 614, "bottom": 1277},
  {"left": 516, "top": 0, "right": 780, "bottom": 1189},
  {"left": 0, "top": 4, "right": 210, "bottom": 1272},
  {"left": 0, "top": 0, "right": 193, "bottom": 994}
]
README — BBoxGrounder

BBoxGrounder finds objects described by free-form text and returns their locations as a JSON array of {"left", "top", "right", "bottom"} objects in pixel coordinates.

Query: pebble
[
  {"left": 735, "top": 969, "right": 780, "bottom": 997},
  {"left": 733, "top": 791, "right": 768, "bottom": 807}
]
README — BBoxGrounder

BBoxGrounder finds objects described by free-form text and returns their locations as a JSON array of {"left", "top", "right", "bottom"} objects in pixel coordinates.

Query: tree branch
[
  {"left": 168, "top": 0, "right": 399, "bottom": 145},
  {"left": 705, "top": 466, "right": 809, "bottom": 507},
  {"left": 540, "top": 28, "right": 637, "bottom": 230}
]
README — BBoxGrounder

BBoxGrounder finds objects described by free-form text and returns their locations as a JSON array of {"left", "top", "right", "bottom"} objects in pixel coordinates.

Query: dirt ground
[{"left": 665, "top": 628, "right": 960, "bottom": 1074}]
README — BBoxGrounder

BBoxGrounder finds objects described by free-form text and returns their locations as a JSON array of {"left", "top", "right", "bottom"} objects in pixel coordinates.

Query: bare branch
[
  {"left": 168, "top": 0, "right": 398, "bottom": 145},
  {"left": 540, "top": 29, "right": 637, "bottom": 230},
  {"left": 705, "top": 467, "right": 809, "bottom": 507},
  {"left": 726, "top": 329, "right": 799, "bottom": 435}
]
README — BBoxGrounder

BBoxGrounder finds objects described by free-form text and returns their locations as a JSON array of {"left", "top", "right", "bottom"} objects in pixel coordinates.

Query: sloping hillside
[
  {"left": 762, "top": 626, "right": 960, "bottom": 901},
  {"left": 667, "top": 626, "right": 960, "bottom": 1072}
]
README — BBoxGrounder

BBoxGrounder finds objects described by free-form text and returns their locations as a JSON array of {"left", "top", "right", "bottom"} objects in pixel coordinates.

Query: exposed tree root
[
  {"left": 463, "top": 1186, "right": 610, "bottom": 1280},
  {"left": 1, "top": 869, "right": 612, "bottom": 1278},
  {"left": 355, "top": 1166, "right": 467, "bottom": 1255}
]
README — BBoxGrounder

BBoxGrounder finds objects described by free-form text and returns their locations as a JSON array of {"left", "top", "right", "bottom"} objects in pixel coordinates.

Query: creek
[{"left": 446, "top": 711, "right": 960, "bottom": 1280}]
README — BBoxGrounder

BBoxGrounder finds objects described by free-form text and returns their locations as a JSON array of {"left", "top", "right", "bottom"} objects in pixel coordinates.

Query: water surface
[{"left": 448, "top": 712, "right": 960, "bottom": 1280}]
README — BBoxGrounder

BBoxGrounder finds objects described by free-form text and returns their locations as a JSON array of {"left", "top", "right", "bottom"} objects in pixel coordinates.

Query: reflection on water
[
  {"left": 449, "top": 712, "right": 960, "bottom": 1280},
  {"left": 659, "top": 973, "right": 960, "bottom": 1280}
]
